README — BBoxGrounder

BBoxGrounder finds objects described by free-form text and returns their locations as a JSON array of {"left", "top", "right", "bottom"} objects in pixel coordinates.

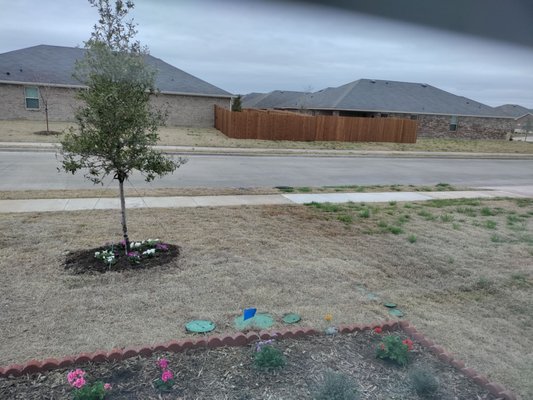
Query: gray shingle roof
[
  {"left": 242, "top": 90, "right": 309, "bottom": 109},
  {"left": 493, "top": 104, "right": 533, "bottom": 118},
  {"left": 0, "top": 45, "right": 232, "bottom": 97},
  {"left": 271, "top": 79, "right": 511, "bottom": 118}
]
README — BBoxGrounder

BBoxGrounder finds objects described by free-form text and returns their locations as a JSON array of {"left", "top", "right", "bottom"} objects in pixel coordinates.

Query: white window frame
[{"left": 24, "top": 86, "right": 40, "bottom": 110}]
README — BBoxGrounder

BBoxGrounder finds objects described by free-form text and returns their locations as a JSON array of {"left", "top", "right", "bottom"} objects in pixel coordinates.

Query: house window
[
  {"left": 449, "top": 115, "right": 458, "bottom": 131},
  {"left": 24, "top": 87, "right": 40, "bottom": 109}
]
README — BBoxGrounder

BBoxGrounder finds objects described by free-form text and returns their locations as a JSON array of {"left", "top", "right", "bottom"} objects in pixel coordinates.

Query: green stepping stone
[
  {"left": 388, "top": 308, "right": 405, "bottom": 318},
  {"left": 185, "top": 320, "right": 216, "bottom": 333},
  {"left": 234, "top": 313, "right": 274, "bottom": 330},
  {"left": 282, "top": 313, "right": 301, "bottom": 324},
  {"left": 384, "top": 302, "right": 397, "bottom": 308}
]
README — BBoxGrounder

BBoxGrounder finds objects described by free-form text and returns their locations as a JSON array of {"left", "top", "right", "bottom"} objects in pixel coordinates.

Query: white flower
[{"left": 94, "top": 251, "right": 101, "bottom": 257}]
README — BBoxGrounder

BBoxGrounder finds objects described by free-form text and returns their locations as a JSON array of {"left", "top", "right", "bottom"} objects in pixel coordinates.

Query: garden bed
[{"left": 0, "top": 328, "right": 497, "bottom": 399}]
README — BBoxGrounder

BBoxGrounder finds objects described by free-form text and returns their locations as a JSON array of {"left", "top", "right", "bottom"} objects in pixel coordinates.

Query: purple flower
[{"left": 156, "top": 243, "right": 169, "bottom": 251}]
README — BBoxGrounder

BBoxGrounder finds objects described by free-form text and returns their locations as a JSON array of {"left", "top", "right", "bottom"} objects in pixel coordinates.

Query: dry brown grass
[
  {"left": 0, "top": 183, "right": 464, "bottom": 200},
  {"left": 1, "top": 119, "right": 532, "bottom": 153},
  {"left": 0, "top": 198, "right": 532, "bottom": 398}
]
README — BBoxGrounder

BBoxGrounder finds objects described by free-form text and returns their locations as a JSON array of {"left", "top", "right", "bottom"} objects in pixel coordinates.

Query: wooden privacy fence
[{"left": 215, "top": 106, "right": 417, "bottom": 143}]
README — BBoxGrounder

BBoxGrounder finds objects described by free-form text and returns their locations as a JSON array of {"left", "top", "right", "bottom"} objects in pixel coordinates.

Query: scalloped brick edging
[{"left": 0, "top": 320, "right": 517, "bottom": 400}]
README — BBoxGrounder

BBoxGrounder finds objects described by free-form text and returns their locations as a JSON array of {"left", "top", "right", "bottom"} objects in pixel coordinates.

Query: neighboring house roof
[
  {"left": 242, "top": 90, "right": 309, "bottom": 109},
  {"left": 253, "top": 79, "right": 512, "bottom": 118},
  {"left": 493, "top": 104, "right": 533, "bottom": 118},
  {"left": 0, "top": 44, "right": 232, "bottom": 98}
]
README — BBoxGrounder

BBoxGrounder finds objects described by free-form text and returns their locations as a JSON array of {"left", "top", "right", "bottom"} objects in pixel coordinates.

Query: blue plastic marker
[{"left": 243, "top": 308, "right": 257, "bottom": 321}]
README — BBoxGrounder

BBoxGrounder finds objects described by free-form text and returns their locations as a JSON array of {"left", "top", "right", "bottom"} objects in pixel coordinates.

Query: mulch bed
[
  {"left": 0, "top": 329, "right": 496, "bottom": 399},
  {"left": 64, "top": 244, "right": 180, "bottom": 274}
]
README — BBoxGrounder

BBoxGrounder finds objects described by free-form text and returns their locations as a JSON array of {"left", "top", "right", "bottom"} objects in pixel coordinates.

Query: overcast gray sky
[{"left": 1, "top": 0, "right": 532, "bottom": 108}]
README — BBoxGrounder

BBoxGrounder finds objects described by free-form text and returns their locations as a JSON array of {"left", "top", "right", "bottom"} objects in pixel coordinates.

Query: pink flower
[
  {"left": 373, "top": 327, "right": 382, "bottom": 334},
  {"left": 161, "top": 369, "right": 173, "bottom": 382},
  {"left": 158, "top": 358, "right": 169, "bottom": 369},
  {"left": 402, "top": 338, "right": 414, "bottom": 351},
  {"left": 72, "top": 377, "right": 86, "bottom": 389},
  {"left": 104, "top": 383, "right": 112, "bottom": 390},
  {"left": 67, "top": 369, "right": 86, "bottom": 386}
]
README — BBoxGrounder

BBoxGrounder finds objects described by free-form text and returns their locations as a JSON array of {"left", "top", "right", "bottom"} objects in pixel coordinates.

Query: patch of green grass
[
  {"left": 440, "top": 214, "right": 454, "bottom": 223},
  {"left": 507, "top": 215, "right": 521, "bottom": 225},
  {"left": 396, "top": 214, "right": 410, "bottom": 225},
  {"left": 388, "top": 201, "right": 397, "bottom": 206},
  {"left": 306, "top": 202, "right": 342, "bottom": 213},
  {"left": 456, "top": 207, "right": 477, "bottom": 217},
  {"left": 358, "top": 209, "right": 370, "bottom": 218},
  {"left": 484, "top": 220, "right": 497, "bottom": 229},
  {"left": 418, "top": 210, "right": 436, "bottom": 221},
  {"left": 491, "top": 234, "right": 505, "bottom": 243},
  {"left": 474, "top": 277, "right": 496, "bottom": 293},
  {"left": 452, "top": 223, "right": 461, "bottom": 230},
  {"left": 337, "top": 215, "right": 353, "bottom": 224},
  {"left": 515, "top": 198, "right": 533, "bottom": 208},
  {"left": 481, "top": 207, "right": 496, "bottom": 216},
  {"left": 377, "top": 220, "right": 388, "bottom": 228},
  {"left": 403, "top": 203, "right": 413, "bottom": 209},
  {"left": 276, "top": 186, "right": 294, "bottom": 193},
  {"left": 427, "top": 198, "right": 481, "bottom": 208},
  {"left": 355, "top": 186, "right": 366, "bottom": 192},
  {"left": 388, "top": 226, "right": 403, "bottom": 235},
  {"left": 407, "top": 234, "right": 417, "bottom": 243},
  {"left": 510, "top": 273, "right": 530, "bottom": 288},
  {"left": 297, "top": 186, "right": 311, "bottom": 193},
  {"left": 415, "top": 186, "right": 433, "bottom": 192}
]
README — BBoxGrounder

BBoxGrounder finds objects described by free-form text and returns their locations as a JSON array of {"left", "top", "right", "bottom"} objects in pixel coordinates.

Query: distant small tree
[
  {"left": 59, "top": 0, "right": 185, "bottom": 253},
  {"left": 231, "top": 95, "right": 242, "bottom": 112}
]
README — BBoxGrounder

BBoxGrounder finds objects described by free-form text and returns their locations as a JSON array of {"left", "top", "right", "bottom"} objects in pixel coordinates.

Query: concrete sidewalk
[
  {"left": 0, "top": 187, "right": 529, "bottom": 213},
  {"left": 1, "top": 141, "right": 533, "bottom": 159}
]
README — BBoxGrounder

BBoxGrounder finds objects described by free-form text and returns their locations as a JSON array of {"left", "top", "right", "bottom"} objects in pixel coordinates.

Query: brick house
[
  {"left": 0, "top": 45, "right": 233, "bottom": 127},
  {"left": 243, "top": 79, "right": 516, "bottom": 139},
  {"left": 494, "top": 104, "right": 533, "bottom": 134}
]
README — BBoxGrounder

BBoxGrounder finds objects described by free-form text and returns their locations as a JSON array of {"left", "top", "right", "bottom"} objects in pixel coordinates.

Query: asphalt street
[{"left": 0, "top": 151, "right": 532, "bottom": 190}]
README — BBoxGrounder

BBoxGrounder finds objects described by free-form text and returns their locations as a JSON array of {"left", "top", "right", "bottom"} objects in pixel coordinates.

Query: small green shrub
[
  {"left": 313, "top": 371, "right": 360, "bottom": 400},
  {"left": 452, "top": 223, "right": 461, "bottom": 230},
  {"left": 377, "top": 220, "right": 388, "bottom": 228},
  {"left": 298, "top": 186, "right": 311, "bottom": 193},
  {"left": 376, "top": 335, "right": 412, "bottom": 366},
  {"left": 388, "top": 226, "right": 403, "bottom": 235},
  {"left": 485, "top": 220, "right": 497, "bottom": 229},
  {"left": 481, "top": 207, "right": 495, "bottom": 216},
  {"left": 337, "top": 215, "right": 353, "bottom": 224},
  {"left": 417, "top": 210, "right": 436, "bottom": 221},
  {"left": 491, "top": 234, "right": 504, "bottom": 243},
  {"left": 440, "top": 214, "right": 454, "bottom": 222},
  {"left": 306, "top": 202, "right": 341, "bottom": 212},
  {"left": 404, "top": 203, "right": 413, "bottom": 209},
  {"left": 409, "top": 367, "right": 439, "bottom": 397},
  {"left": 358, "top": 209, "right": 370, "bottom": 218},
  {"left": 276, "top": 186, "right": 294, "bottom": 193},
  {"left": 407, "top": 234, "right": 417, "bottom": 243},
  {"left": 389, "top": 201, "right": 397, "bottom": 206},
  {"left": 254, "top": 345, "right": 286, "bottom": 370}
]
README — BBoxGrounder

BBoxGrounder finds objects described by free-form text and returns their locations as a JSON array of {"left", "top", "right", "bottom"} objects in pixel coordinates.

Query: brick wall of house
[
  {"left": 0, "top": 83, "right": 231, "bottom": 127},
  {"left": 0, "top": 83, "right": 82, "bottom": 122},
  {"left": 151, "top": 93, "right": 231, "bottom": 127},
  {"left": 416, "top": 114, "right": 514, "bottom": 139}
]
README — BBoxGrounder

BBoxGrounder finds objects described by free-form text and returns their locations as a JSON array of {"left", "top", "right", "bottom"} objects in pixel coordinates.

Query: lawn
[
  {"left": 1, "top": 119, "right": 532, "bottom": 154},
  {"left": 0, "top": 198, "right": 531, "bottom": 398}
]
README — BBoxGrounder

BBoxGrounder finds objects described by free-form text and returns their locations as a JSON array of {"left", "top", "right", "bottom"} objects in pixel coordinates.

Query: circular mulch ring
[
  {"left": 64, "top": 244, "right": 180, "bottom": 274},
  {"left": 33, "top": 130, "right": 62, "bottom": 135}
]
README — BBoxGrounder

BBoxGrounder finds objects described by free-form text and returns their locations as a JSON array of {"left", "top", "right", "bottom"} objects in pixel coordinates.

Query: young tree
[
  {"left": 231, "top": 95, "right": 242, "bottom": 112},
  {"left": 59, "top": 0, "right": 185, "bottom": 253}
]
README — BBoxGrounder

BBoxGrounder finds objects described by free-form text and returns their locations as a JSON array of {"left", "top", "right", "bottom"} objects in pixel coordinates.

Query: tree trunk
[
  {"left": 118, "top": 177, "right": 130, "bottom": 254},
  {"left": 45, "top": 104, "right": 49, "bottom": 134}
]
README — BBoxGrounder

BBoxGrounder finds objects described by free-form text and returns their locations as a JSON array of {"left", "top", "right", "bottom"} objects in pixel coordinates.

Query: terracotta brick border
[{"left": 0, "top": 320, "right": 517, "bottom": 400}]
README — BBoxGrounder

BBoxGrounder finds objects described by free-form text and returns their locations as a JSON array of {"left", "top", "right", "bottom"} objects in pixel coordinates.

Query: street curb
[
  {"left": 1, "top": 142, "right": 533, "bottom": 160},
  {"left": 0, "top": 320, "right": 517, "bottom": 399}
]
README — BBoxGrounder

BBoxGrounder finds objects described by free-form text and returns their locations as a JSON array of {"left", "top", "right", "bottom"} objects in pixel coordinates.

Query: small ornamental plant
[
  {"left": 254, "top": 339, "right": 286, "bottom": 371},
  {"left": 373, "top": 327, "right": 383, "bottom": 334},
  {"left": 153, "top": 358, "right": 175, "bottom": 392},
  {"left": 375, "top": 335, "right": 413, "bottom": 366},
  {"left": 94, "top": 239, "right": 170, "bottom": 267},
  {"left": 67, "top": 369, "right": 111, "bottom": 400}
]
